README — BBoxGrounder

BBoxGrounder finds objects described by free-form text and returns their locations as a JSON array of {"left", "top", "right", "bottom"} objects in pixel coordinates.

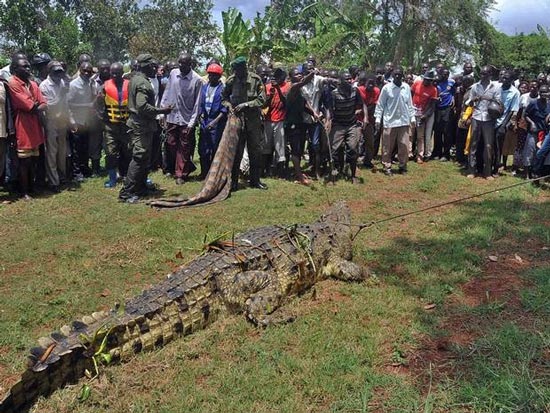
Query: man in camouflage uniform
[
  {"left": 222, "top": 56, "right": 267, "bottom": 191},
  {"left": 119, "top": 54, "right": 172, "bottom": 203}
]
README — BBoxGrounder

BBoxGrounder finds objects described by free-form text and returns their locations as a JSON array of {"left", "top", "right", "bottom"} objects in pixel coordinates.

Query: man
[
  {"left": 222, "top": 56, "right": 267, "bottom": 191},
  {"left": 68, "top": 61, "right": 95, "bottom": 180},
  {"left": 411, "top": 70, "right": 438, "bottom": 163},
  {"left": 356, "top": 72, "right": 380, "bottom": 168},
  {"left": 72, "top": 53, "right": 92, "bottom": 79},
  {"left": 374, "top": 67, "right": 415, "bottom": 176},
  {"left": 31, "top": 53, "right": 52, "bottom": 84},
  {"left": 88, "top": 59, "right": 111, "bottom": 176},
  {"left": 96, "top": 62, "right": 131, "bottom": 188},
  {"left": 160, "top": 52, "right": 202, "bottom": 185},
  {"left": 263, "top": 67, "right": 290, "bottom": 178},
  {"left": 301, "top": 61, "right": 326, "bottom": 179},
  {"left": 326, "top": 71, "right": 364, "bottom": 183},
  {"left": 285, "top": 68, "right": 316, "bottom": 185},
  {"left": 39, "top": 61, "right": 69, "bottom": 192},
  {"left": 384, "top": 61, "right": 394, "bottom": 83},
  {"left": 198, "top": 63, "right": 227, "bottom": 179},
  {"left": 433, "top": 68, "right": 456, "bottom": 161},
  {"left": 466, "top": 65, "right": 502, "bottom": 180},
  {"left": 462, "top": 61, "right": 475, "bottom": 80},
  {"left": 493, "top": 70, "right": 519, "bottom": 175},
  {"left": 8, "top": 58, "right": 47, "bottom": 199},
  {"left": 0, "top": 51, "right": 26, "bottom": 81},
  {"left": 523, "top": 85, "right": 550, "bottom": 179},
  {"left": 0, "top": 71, "right": 14, "bottom": 190},
  {"left": 119, "top": 54, "right": 172, "bottom": 203}
]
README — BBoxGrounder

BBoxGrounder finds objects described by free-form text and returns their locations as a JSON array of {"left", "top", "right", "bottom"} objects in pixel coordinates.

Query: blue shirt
[
  {"left": 496, "top": 85, "right": 520, "bottom": 127},
  {"left": 525, "top": 99, "right": 550, "bottom": 133},
  {"left": 374, "top": 81, "right": 415, "bottom": 128},
  {"left": 437, "top": 78, "right": 455, "bottom": 108}
]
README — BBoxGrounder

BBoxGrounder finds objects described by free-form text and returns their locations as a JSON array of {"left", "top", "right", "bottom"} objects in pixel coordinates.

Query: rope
[{"left": 350, "top": 174, "right": 550, "bottom": 241}]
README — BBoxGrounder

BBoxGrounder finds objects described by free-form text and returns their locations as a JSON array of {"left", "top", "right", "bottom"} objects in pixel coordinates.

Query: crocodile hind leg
[{"left": 220, "top": 270, "right": 293, "bottom": 327}]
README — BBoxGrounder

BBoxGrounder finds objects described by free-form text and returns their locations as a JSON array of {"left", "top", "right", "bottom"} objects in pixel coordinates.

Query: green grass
[{"left": 0, "top": 161, "right": 549, "bottom": 412}]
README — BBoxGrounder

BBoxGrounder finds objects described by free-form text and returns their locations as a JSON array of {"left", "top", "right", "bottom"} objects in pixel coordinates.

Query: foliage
[
  {"left": 0, "top": 1, "right": 89, "bottom": 65},
  {"left": 486, "top": 29, "right": 550, "bottom": 77},
  {"left": 218, "top": 0, "right": 501, "bottom": 71},
  {"left": 128, "top": 0, "right": 218, "bottom": 63},
  {"left": 77, "top": 0, "right": 140, "bottom": 63}
]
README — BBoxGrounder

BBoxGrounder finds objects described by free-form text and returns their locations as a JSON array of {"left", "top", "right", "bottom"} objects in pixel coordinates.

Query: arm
[
  {"left": 8, "top": 80, "right": 36, "bottom": 112},
  {"left": 374, "top": 86, "right": 387, "bottom": 126},
  {"left": 187, "top": 78, "right": 203, "bottom": 129},
  {"left": 244, "top": 77, "right": 266, "bottom": 109},
  {"left": 135, "top": 84, "right": 162, "bottom": 119}
]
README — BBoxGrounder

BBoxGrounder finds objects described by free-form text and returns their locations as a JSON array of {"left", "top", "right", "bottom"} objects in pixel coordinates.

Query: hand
[
  {"left": 375, "top": 121, "right": 381, "bottom": 131},
  {"left": 234, "top": 103, "right": 247, "bottom": 114},
  {"left": 70, "top": 122, "right": 78, "bottom": 133},
  {"left": 537, "top": 141, "right": 543, "bottom": 149},
  {"left": 159, "top": 105, "right": 174, "bottom": 115}
]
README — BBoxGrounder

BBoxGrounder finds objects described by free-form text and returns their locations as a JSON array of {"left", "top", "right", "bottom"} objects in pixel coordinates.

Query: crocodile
[
  {"left": 0, "top": 201, "right": 367, "bottom": 412},
  {"left": 148, "top": 113, "right": 242, "bottom": 208}
]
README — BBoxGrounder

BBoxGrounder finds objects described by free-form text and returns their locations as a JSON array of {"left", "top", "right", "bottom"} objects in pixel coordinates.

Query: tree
[
  {"left": 128, "top": 0, "right": 218, "bottom": 63},
  {"left": 0, "top": 0, "right": 89, "bottom": 64},
  {"left": 77, "top": 0, "right": 139, "bottom": 62}
]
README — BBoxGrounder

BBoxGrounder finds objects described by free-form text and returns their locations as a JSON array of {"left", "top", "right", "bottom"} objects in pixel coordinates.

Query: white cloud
[
  {"left": 212, "top": 0, "right": 270, "bottom": 26},
  {"left": 490, "top": 0, "right": 550, "bottom": 34}
]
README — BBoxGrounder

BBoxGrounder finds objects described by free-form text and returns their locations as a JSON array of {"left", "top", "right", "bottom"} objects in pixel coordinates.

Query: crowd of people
[{"left": 1, "top": 50, "right": 549, "bottom": 203}]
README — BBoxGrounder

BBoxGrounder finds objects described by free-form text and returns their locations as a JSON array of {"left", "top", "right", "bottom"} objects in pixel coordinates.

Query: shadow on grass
[{"left": 363, "top": 196, "right": 550, "bottom": 411}]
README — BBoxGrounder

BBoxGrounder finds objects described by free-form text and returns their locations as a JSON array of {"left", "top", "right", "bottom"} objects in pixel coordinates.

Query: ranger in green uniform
[
  {"left": 119, "top": 54, "right": 172, "bottom": 203},
  {"left": 222, "top": 56, "right": 267, "bottom": 191}
]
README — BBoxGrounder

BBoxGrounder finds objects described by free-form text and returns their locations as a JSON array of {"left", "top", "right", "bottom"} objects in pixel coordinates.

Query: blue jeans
[{"left": 534, "top": 132, "right": 550, "bottom": 173}]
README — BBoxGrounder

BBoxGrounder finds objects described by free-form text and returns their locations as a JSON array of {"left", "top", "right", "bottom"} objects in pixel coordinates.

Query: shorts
[{"left": 286, "top": 124, "right": 306, "bottom": 157}]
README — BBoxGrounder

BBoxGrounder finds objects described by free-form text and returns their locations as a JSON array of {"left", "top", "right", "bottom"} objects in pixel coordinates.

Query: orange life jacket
[{"left": 104, "top": 79, "right": 129, "bottom": 123}]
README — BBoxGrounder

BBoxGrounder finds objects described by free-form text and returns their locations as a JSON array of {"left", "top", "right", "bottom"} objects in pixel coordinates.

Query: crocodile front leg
[
  {"left": 322, "top": 257, "right": 369, "bottom": 281},
  {"left": 220, "top": 270, "right": 293, "bottom": 326}
]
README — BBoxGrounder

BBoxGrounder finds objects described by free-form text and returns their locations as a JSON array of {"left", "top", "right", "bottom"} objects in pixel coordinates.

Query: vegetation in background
[{"left": 1, "top": 0, "right": 550, "bottom": 74}]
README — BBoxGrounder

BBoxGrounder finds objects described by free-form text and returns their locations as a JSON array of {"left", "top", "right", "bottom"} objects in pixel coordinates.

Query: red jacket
[{"left": 8, "top": 75, "right": 46, "bottom": 150}]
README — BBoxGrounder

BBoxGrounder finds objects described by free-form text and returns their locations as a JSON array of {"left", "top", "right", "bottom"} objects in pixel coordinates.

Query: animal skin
[{"left": 0, "top": 201, "right": 367, "bottom": 413}]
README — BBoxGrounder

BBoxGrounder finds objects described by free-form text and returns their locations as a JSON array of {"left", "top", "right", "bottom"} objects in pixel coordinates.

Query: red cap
[{"left": 207, "top": 63, "right": 223, "bottom": 75}]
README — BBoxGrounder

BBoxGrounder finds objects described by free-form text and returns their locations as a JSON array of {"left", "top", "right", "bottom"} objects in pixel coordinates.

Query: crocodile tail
[
  {"left": 148, "top": 114, "right": 242, "bottom": 208},
  {"left": 0, "top": 280, "right": 219, "bottom": 413}
]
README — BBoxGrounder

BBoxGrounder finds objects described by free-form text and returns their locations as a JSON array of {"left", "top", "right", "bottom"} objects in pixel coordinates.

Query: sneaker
[
  {"left": 384, "top": 168, "right": 393, "bottom": 176},
  {"left": 74, "top": 173, "right": 85, "bottom": 183},
  {"left": 22, "top": 194, "right": 33, "bottom": 201},
  {"left": 175, "top": 178, "right": 185, "bottom": 185},
  {"left": 398, "top": 167, "right": 408, "bottom": 175},
  {"left": 104, "top": 180, "right": 116, "bottom": 188},
  {"left": 485, "top": 175, "right": 495, "bottom": 181},
  {"left": 466, "top": 174, "right": 475, "bottom": 179},
  {"left": 440, "top": 157, "right": 448, "bottom": 162},
  {"left": 416, "top": 157, "right": 424, "bottom": 164},
  {"left": 124, "top": 195, "right": 140, "bottom": 204}
]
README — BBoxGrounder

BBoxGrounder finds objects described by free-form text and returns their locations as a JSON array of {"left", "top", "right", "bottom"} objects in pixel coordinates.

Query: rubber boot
[
  {"left": 276, "top": 162, "right": 286, "bottom": 179},
  {"left": 104, "top": 169, "right": 117, "bottom": 188},
  {"left": 91, "top": 159, "right": 101, "bottom": 177}
]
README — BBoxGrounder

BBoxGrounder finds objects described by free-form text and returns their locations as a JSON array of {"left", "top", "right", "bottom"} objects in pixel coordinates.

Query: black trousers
[
  {"left": 433, "top": 106, "right": 452, "bottom": 158},
  {"left": 468, "top": 118, "right": 495, "bottom": 177},
  {"left": 70, "top": 126, "right": 91, "bottom": 177}
]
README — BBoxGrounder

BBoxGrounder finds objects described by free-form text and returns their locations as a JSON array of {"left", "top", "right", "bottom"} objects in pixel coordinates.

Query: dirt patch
[
  {"left": 403, "top": 247, "right": 548, "bottom": 391},
  {"left": 460, "top": 254, "right": 528, "bottom": 307}
]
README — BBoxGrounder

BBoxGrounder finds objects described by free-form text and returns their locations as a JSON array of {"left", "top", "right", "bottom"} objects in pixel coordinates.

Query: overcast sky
[{"left": 210, "top": 0, "right": 546, "bottom": 35}]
